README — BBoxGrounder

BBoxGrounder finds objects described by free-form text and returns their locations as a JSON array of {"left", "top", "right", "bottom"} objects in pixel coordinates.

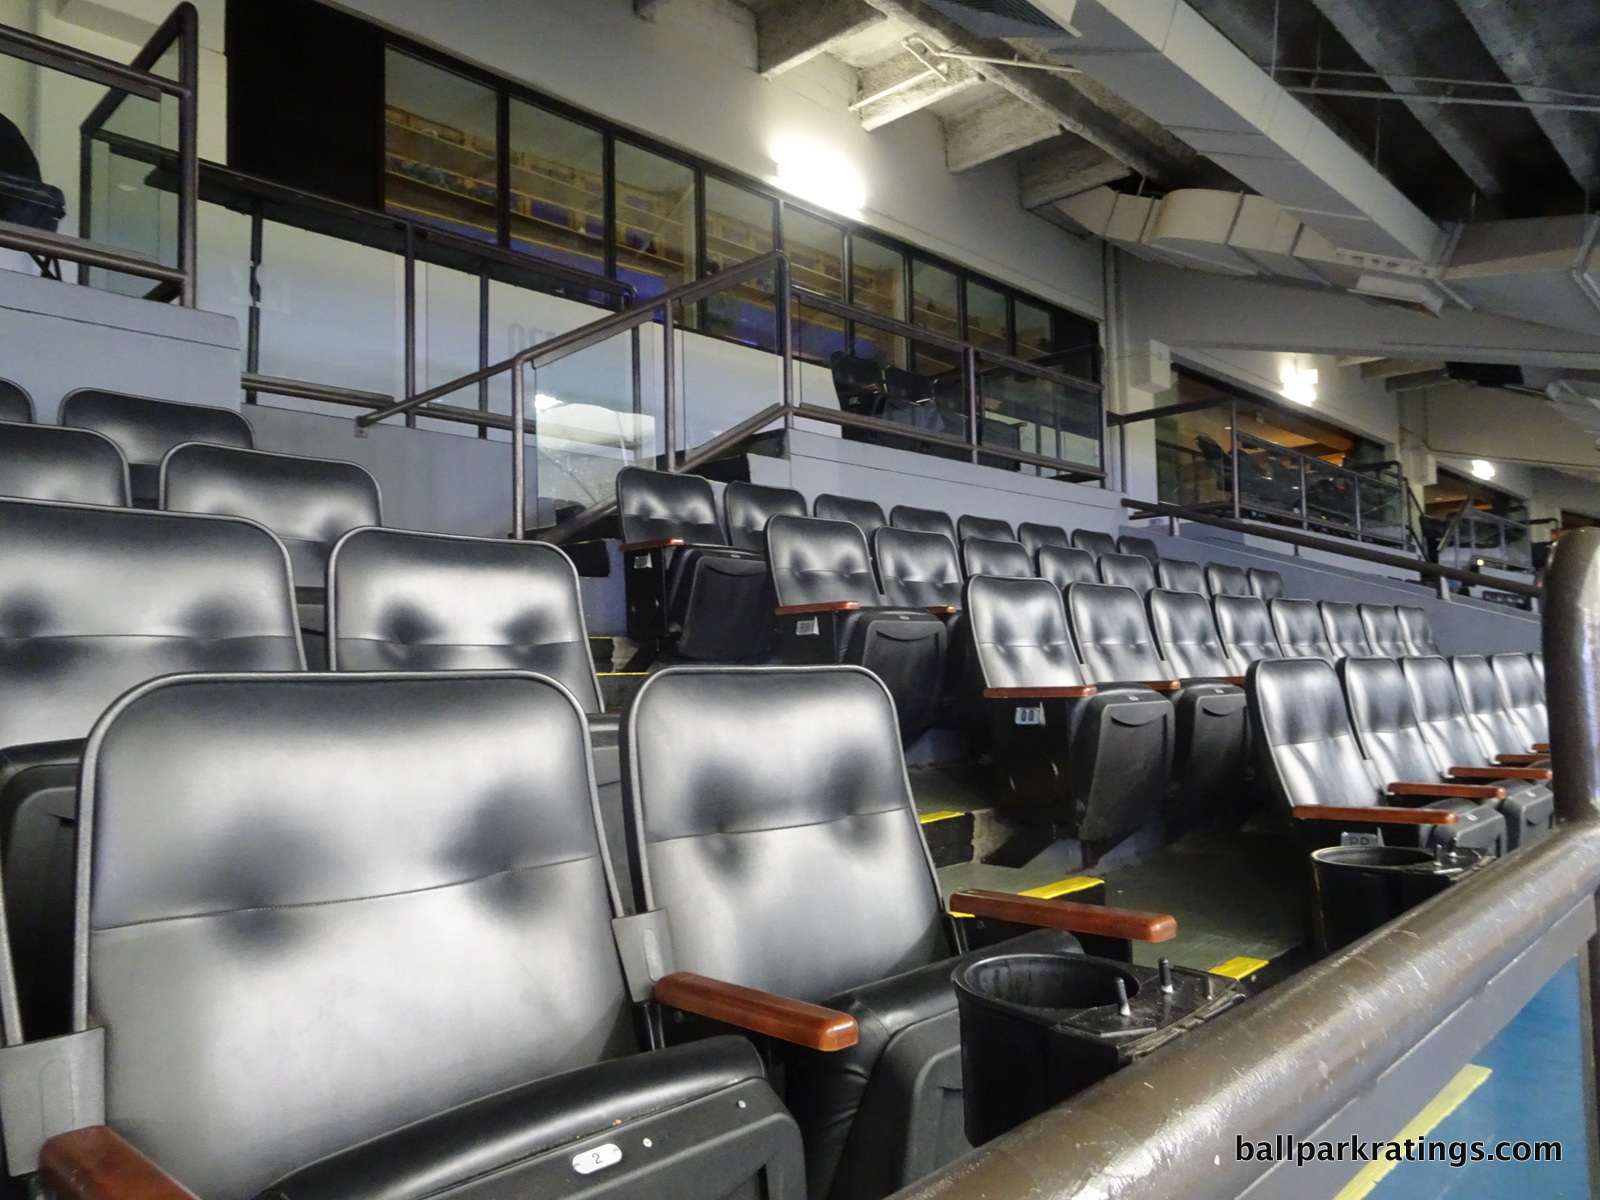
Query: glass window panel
[
  {"left": 1014, "top": 300, "right": 1055, "bottom": 361},
  {"left": 507, "top": 100, "right": 604, "bottom": 274},
  {"left": 703, "top": 177, "right": 777, "bottom": 350},
  {"left": 910, "top": 259, "right": 960, "bottom": 376},
  {"left": 849, "top": 235, "right": 906, "bottom": 368},
  {"left": 785, "top": 207, "right": 846, "bottom": 364},
  {"left": 614, "top": 141, "right": 696, "bottom": 301},
  {"left": 965, "top": 280, "right": 1009, "bottom": 354},
  {"left": 384, "top": 50, "right": 499, "bottom": 243}
]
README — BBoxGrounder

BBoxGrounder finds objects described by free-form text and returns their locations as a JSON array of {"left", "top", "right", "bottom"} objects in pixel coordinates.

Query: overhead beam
[
  {"left": 1453, "top": 0, "right": 1600, "bottom": 197},
  {"left": 753, "top": 0, "right": 886, "bottom": 78},
  {"left": 944, "top": 94, "right": 1059, "bottom": 172},
  {"left": 1018, "top": 135, "right": 1132, "bottom": 208},
  {"left": 854, "top": 48, "right": 980, "bottom": 131}
]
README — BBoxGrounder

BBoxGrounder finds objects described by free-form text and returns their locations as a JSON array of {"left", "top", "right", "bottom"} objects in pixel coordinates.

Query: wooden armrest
[
  {"left": 1449, "top": 765, "right": 1552, "bottom": 782},
  {"left": 1216, "top": 676, "right": 1246, "bottom": 686},
  {"left": 620, "top": 537, "right": 686, "bottom": 553},
  {"left": 947, "top": 888, "right": 1176, "bottom": 943},
  {"left": 1533, "top": 743, "right": 1550, "bottom": 753},
  {"left": 654, "top": 972, "right": 857, "bottom": 1052},
  {"left": 776, "top": 600, "right": 861, "bottom": 615},
  {"left": 983, "top": 685, "right": 1098, "bottom": 699},
  {"left": 1388, "top": 781, "right": 1505, "bottom": 800},
  {"left": 926, "top": 605, "right": 959, "bottom": 616},
  {"left": 1292, "top": 805, "right": 1457, "bottom": 826},
  {"left": 1495, "top": 754, "right": 1545, "bottom": 766},
  {"left": 39, "top": 1126, "right": 198, "bottom": 1200},
  {"left": 1141, "top": 679, "right": 1184, "bottom": 692}
]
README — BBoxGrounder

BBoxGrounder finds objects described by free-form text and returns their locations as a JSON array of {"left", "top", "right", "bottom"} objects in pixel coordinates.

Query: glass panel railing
[{"left": 976, "top": 354, "right": 1101, "bottom": 479}]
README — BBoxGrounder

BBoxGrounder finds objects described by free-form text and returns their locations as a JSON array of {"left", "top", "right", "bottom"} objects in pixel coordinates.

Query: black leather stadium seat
[
  {"left": 814, "top": 493, "right": 887, "bottom": 539},
  {"left": 767, "top": 515, "right": 947, "bottom": 742},
  {"left": 1248, "top": 568, "right": 1285, "bottom": 600},
  {"left": 1213, "top": 594, "right": 1284, "bottom": 672},
  {"left": 1037, "top": 544, "right": 1098, "bottom": 591},
  {"left": 1157, "top": 558, "right": 1208, "bottom": 596},
  {"left": 1097, "top": 551, "right": 1156, "bottom": 596},
  {"left": 1270, "top": 598, "right": 1336, "bottom": 660},
  {"left": 1249, "top": 657, "right": 1504, "bottom": 854},
  {"left": 327, "top": 527, "right": 630, "bottom": 893},
  {"left": 1071, "top": 528, "right": 1117, "bottom": 557},
  {"left": 725, "top": 480, "right": 806, "bottom": 553},
  {"left": 0, "top": 421, "right": 128, "bottom": 505},
  {"left": 1319, "top": 601, "right": 1373, "bottom": 659},
  {"left": 961, "top": 536, "right": 1034, "bottom": 580},
  {"left": 1341, "top": 656, "right": 1531, "bottom": 853},
  {"left": 957, "top": 514, "right": 1014, "bottom": 544},
  {"left": 1401, "top": 655, "right": 1552, "bottom": 847},
  {"left": 616, "top": 467, "right": 769, "bottom": 665},
  {"left": 891, "top": 504, "right": 957, "bottom": 545},
  {"left": 1205, "top": 563, "right": 1252, "bottom": 597},
  {"left": 1068, "top": 582, "right": 1245, "bottom": 831},
  {"left": 59, "top": 390, "right": 252, "bottom": 506},
  {"left": 621, "top": 665, "right": 1173, "bottom": 1200},
  {"left": 1397, "top": 605, "right": 1439, "bottom": 656},
  {"left": 1148, "top": 588, "right": 1235, "bottom": 681},
  {"left": 1491, "top": 653, "right": 1547, "bottom": 747},
  {"left": 45, "top": 671, "right": 803, "bottom": 1200},
  {"left": 875, "top": 526, "right": 963, "bottom": 609},
  {"left": 0, "top": 498, "right": 303, "bottom": 1037},
  {"left": 0, "top": 377, "right": 32, "bottom": 422},
  {"left": 1453, "top": 654, "right": 1542, "bottom": 760},
  {"left": 968, "top": 576, "right": 1174, "bottom": 850},
  {"left": 1359, "top": 604, "right": 1410, "bottom": 658},
  {"left": 1017, "top": 521, "right": 1069, "bottom": 560},
  {"left": 1117, "top": 534, "right": 1160, "bottom": 566}
]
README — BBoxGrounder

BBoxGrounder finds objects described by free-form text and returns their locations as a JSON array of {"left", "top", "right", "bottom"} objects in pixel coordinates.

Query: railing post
[
  {"left": 1230, "top": 400, "right": 1241, "bottom": 521},
  {"left": 511, "top": 357, "right": 527, "bottom": 539},
  {"left": 964, "top": 346, "right": 980, "bottom": 466},
  {"left": 176, "top": 2, "right": 198, "bottom": 307},
  {"left": 662, "top": 299, "right": 678, "bottom": 470},
  {"left": 1297, "top": 456, "right": 1308, "bottom": 530},
  {"left": 1353, "top": 476, "right": 1363, "bottom": 542},
  {"left": 244, "top": 199, "right": 262, "bottom": 404},
  {"left": 403, "top": 224, "right": 417, "bottom": 429},
  {"left": 778, "top": 257, "right": 794, "bottom": 428}
]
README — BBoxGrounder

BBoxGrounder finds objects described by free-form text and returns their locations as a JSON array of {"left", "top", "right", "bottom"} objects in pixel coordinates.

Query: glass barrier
[{"left": 976, "top": 354, "right": 1101, "bottom": 478}]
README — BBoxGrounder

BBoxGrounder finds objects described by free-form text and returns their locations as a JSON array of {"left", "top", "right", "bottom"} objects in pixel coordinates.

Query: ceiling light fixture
[
  {"left": 1471, "top": 459, "right": 1496, "bottom": 480},
  {"left": 1280, "top": 362, "right": 1318, "bottom": 405},
  {"left": 771, "top": 137, "right": 867, "bottom": 218}
]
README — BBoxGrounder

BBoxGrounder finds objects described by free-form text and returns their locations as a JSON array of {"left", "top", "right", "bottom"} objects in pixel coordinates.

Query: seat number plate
[
  {"left": 795, "top": 618, "right": 820, "bottom": 636},
  {"left": 573, "top": 1143, "right": 623, "bottom": 1175},
  {"left": 1014, "top": 705, "right": 1045, "bottom": 726},
  {"left": 632, "top": 555, "right": 650, "bottom": 568},
  {"left": 1339, "top": 832, "right": 1380, "bottom": 847}
]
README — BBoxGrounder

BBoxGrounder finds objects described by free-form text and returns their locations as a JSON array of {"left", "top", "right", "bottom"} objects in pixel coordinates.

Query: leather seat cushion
[{"left": 258, "top": 1036, "right": 767, "bottom": 1200}]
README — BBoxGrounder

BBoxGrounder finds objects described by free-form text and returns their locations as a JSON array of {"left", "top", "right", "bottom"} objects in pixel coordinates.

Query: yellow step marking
[
  {"left": 1330, "top": 1064, "right": 1492, "bottom": 1200},
  {"left": 1210, "top": 956, "right": 1270, "bottom": 980},
  {"left": 919, "top": 810, "right": 966, "bottom": 824},
  {"left": 1020, "top": 877, "right": 1103, "bottom": 899}
]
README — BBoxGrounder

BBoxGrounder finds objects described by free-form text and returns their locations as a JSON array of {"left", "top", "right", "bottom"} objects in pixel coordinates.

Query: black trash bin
[
  {"left": 1310, "top": 845, "right": 1482, "bottom": 954},
  {"left": 954, "top": 952, "right": 1242, "bottom": 1145}
]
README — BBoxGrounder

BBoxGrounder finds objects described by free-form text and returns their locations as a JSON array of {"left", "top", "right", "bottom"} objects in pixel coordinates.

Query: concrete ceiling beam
[
  {"left": 944, "top": 93, "right": 1060, "bottom": 172},
  {"left": 854, "top": 47, "right": 982, "bottom": 130},
  {"left": 1017, "top": 136, "right": 1132, "bottom": 208},
  {"left": 751, "top": 0, "right": 887, "bottom": 78}
]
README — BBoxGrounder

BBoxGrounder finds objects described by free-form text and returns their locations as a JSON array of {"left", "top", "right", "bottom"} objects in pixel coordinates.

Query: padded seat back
[
  {"left": 624, "top": 666, "right": 947, "bottom": 1001},
  {"left": 1117, "top": 535, "right": 1160, "bottom": 565},
  {"left": 1017, "top": 522, "right": 1069, "bottom": 559},
  {"left": 616, "top": 466, "right": 725, "bottom": 546},
  {"left": 957, "top": 515, "right": 1014, "bottom": 544},
  {"left": 1491, "top": 652, "right": 1548, "bottom": 745},
  {"left": 874, "top": 526, "right": 962, "bottom": 609},
  {"left": 1248, "top": 568, "right": 1285, "bottom": 600},
  {"left": 160, "top": 444, "right": 381, "bottom": 586},
  {"left": 1071, "top": 528, "right": 1117, "bottom": 557},
  {"left": 1319, "top": 601, "right": 1372, "bottom": 659},
  {"left": 1402, "top": 655, "right": 1494, "bottom": 768},
  {"left": 1340, "top": 656, "right": 1443, "bottom": 783},
  {"left": 965, "top": 576, "right": 1087, "bottom": 690},
  {"left": 1148, "top": 588, "right": 1232, "bottom": 678},
  {"left": 1205, "top": 563, "right": 1252, "bottom": 597},
  {"left": 813, "top": 493, "right": 886, "bottom": 540},
  {"left": 1066, "top": 582, "right": 1168, "bottom": 683},
  {"left": 327, "top": 528, "right": 600, "bottom": 711},
  {"left": 1452, "top": 654, "right": 1531, "bottom": 757},
  {"left": 1248, "top": 657, "right": 1382, "bottom": 809},
  {"left": 79, "top": 672, "right": 631, "bottom": 1199},
  {"left": 1359, "top": 604, "right": 1410, "bottom": 657},
  {"left": 0, "top": 421, "right": 128, "bottom": 506},
  {"left": 961, "top": 537, "right": 1034, "bottom": 580},
  {"left": 890, "top": 504, "right": 957, "bottom": 545},
  {"left": 767, "top": 514, "right": 881, "bottom": 607},
  {"left": 1396, "top": 606, "right": 1439, "bottom": 656},
  {"left": 1271, "top": 598, "right": 1336, "bottom": 660},
  {"left": 1213, "top": 594, "right": 1283, "bottom": 669},
  {"left": 59, "top": 391, "right": 252, "bottom": 503},
  {"left": 0, "top": 379, "right": 32, "bottom": 423},
  {"left": 1037, "top": 545, "right": 1098, "bottom": 591},
  {"left": 0, "top": 499, "right": 303, "bottom": 750},
  {"left": 1157, "top": 558, "right": 1208, "bottom": 595},
  {"left": 724, "top": 481, "right": 806, "bottom": 553},
  {"left": 1097, "top": 552, "right": 1156, "bottom": 595}
]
